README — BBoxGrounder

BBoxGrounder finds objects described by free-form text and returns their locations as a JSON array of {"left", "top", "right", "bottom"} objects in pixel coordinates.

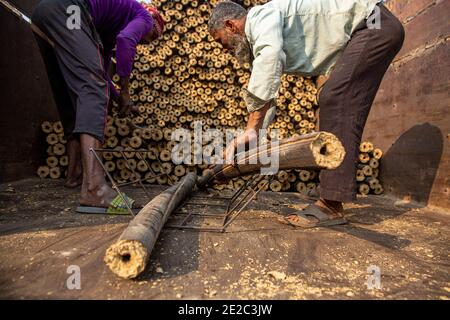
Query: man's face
[
  {"left": 211, "top": 29, "right": 234, "bottom": 52},
  {"left": 212, "top": 27, "right": 252, "bottom": 66}
]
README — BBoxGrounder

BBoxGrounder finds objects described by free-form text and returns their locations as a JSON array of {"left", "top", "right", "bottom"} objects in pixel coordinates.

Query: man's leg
[
  {"left": 65, "top": 137, "right": 83, "bottom": 188},
  {"left": 79, "top": 134, "right": 116, "bottom": 207},
  {"left": 318, "top": 4, "right": 405, "bottom": 210},
  {"left": 32, "top": 0, "right": 119, "bottom": 207},
  {"left": 32, "top": 20, "right": 82, "bottom": 188},
  {"left": 283, "top": 4, "right": 404, "bottom": 226}
]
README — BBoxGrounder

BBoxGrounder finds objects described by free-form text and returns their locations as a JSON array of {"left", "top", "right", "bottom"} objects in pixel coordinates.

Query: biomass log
[
  {"left": 197, "top": 132, "right": 345, "bottom": 188},
  {"left": 104, "top": 173, "right": 197, "bottom": 279}
]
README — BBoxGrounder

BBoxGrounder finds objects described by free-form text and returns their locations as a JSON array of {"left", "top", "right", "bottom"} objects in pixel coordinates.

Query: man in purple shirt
[{"left": 32, "top": 0, "right": 164, "bottom": 213}]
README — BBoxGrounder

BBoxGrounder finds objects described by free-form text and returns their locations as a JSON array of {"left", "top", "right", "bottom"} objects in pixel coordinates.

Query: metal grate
[{"left": 166, "top": 174, "right": 274, "bottom": 232}]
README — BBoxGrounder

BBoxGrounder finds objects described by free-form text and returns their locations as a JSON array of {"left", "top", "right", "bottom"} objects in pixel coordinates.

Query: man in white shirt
[{"left": 208, "top": 0, "right": 404, "bottom": 227}]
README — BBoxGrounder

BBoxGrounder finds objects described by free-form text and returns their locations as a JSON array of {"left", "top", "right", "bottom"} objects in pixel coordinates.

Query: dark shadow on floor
[
  {"left": 278, "top": 124, "right": 444, "bottom": 250},
  {"left": 380, "top": 123, "right": 443, "bottom": 206}
]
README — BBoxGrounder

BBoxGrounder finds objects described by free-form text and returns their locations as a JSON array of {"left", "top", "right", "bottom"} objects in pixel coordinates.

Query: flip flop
[
  {"left": 278, "top": 201, "right": 347, "bottom": 228},
  {"left": 76, "top": 194, "right": 141, "bottom": 215}
]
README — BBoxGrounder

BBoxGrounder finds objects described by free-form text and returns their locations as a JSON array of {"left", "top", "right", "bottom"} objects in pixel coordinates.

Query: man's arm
[
  {"left": 225, "top": 6, "right": 285, "bottom": 160},
  {"left": 244, "top": 6, "right": 285, "bottom": 111},
  {"left": 115, "top": 17, "right": 153, "bottom": 116},
  {"left": 116, "top": 17, "right": 152, "bottom": 78},
  {"left": 224, "top": 101, "right": 272, "bottom": 162}
]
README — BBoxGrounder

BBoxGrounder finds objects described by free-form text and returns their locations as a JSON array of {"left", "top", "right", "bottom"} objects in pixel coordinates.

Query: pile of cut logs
[
  {"left": 37, "top": 0, "right": 384, "bottom": 196},
  {"left": 37, "top": 121, "right": 68, "bottom": 180}
]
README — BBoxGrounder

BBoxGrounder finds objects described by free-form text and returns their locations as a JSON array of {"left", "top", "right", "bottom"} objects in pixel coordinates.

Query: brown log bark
[
  {"left": 197, "top": 132, "right": 345, "bottom": 188},
  {"left": 104, "top": 173, "right": 197, "bottom": 279}
]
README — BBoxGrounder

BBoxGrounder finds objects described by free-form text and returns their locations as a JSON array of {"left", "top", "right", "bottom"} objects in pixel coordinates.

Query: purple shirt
[{"left": 87, "top": 0, "right": 153, "bottom": 80}]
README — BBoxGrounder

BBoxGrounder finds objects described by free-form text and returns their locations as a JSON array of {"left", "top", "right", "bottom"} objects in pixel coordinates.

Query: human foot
[
  {"left": 64, "top": 176, "right": 83, "bottom": 188},
  {"left": 280, "top": 198, "right": 346, "bottom": 228},
  {"left": 79, "top": 182, "right": 117, "bottom": 208},
  {"left": 77, "top": 183, "right": 141, "bottom": 215}
]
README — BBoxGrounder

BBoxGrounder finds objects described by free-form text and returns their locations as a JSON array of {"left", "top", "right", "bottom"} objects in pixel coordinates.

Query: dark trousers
[
  {"left": 318, "top": 4, "right": 405, "bottom": 202},
  {"left": 32, "top": 0, "right": 109, "bottom": 141}
]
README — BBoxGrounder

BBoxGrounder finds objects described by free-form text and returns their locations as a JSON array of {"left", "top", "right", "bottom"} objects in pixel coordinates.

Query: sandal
[
  {"left": 76, "top": 194, "right": 142, "bottom": 215},
  {"left": 278, "top": 200, "right": 347, "bottom": 228}
]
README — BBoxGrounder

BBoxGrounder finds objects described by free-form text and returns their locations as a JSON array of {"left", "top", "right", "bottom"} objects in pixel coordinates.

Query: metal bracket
[
  {"left": 166, "top": 174, "right": 274, "bottom": 232},
  {"left": 91, "top": 146, "right": 274, "bottom": 231}
]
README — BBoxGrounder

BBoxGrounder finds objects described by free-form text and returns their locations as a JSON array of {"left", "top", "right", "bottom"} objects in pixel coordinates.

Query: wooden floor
[{"left": 0, "top": 178, "right": 449, "bottom": 299}]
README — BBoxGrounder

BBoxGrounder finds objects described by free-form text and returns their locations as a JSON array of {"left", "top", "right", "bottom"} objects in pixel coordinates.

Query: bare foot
[
  {"left": 77, "top": 134, "right": 142, "bottom": 209},
  {"left": 79, "top": 183, "right": 117, "bottom": 208},
  {"left": 64, "top": 165, "right": 83, "bottom": 188},
  {"left": 64, "top": 176, "right": 83, "bottom": 188},
  {"left": 79, "top": 183, "right": 143, "bottom": 209},
  {"left": 64, "top": 164, "right": 82, "bottom": 188}
]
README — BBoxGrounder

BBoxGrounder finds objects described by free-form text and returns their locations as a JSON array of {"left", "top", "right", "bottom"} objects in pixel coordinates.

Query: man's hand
[
  {"left": 118, "top": 92, "right": 139, "bottom": 118},
  {"left": 223, "top": 129, "right": 258, "bottom": 164},
  {"left": 118, "top": 77, "right": 139, "bottom": 118},
  {"left": 223, "top": 101, "right": 272, "bottom": 162}
]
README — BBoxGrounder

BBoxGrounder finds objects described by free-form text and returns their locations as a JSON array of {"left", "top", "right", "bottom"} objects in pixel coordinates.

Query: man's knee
[
  {"left": 390, "top": 22, "right": 405, "bottom": 54},
  {"left": 384, "top": 15, "right": 405, "bottom": 54}
]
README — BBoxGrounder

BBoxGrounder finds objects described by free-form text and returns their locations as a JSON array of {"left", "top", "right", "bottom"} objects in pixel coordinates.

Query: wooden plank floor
[{"left": 0, "top": 178, "right": 449, "bottom": 299}]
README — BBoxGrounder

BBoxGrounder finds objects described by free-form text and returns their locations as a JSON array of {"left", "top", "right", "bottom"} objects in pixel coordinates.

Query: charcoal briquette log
[
  {"left": 358, "top": 183, "right": 370, "bottom": 196},
  {"left": 37, "top": 166, "right": 50, "bottom": 178},
  {"left": 46, "top": 156, "right": 59, "bottom": 168},
  {"left": 46, "top": 133, "right": 59, "bottom": 145},
  {"left": 198, "top": 132, "right": 345, "bottom": 188},
  {"left": 49, "top": 167, "right": 61, "bottom": 179},
  {"left": 104, "top": 173, "right": 196, "bottom": 279},
  {"left": 41, "top": 121, "right": 53, "bottom": 134}
]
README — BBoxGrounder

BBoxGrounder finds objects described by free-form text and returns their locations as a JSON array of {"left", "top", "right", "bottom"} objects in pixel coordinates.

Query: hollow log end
[
  {"left": 104, "top": 240, "right": 148, "bottom": 279},
  {"left": 310, "top": 132, "right": 346, "bottom": 169}
]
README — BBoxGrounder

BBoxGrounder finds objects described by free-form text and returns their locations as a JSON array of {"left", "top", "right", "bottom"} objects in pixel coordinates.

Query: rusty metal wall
[
  {"left": 363, "top": 0, "right": 450, "bottom": 209},
  {"left": 0, "top": 0, "right": 58, "bottom": 182}
]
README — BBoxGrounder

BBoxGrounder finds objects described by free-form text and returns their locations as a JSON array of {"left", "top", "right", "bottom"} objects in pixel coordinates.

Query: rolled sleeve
[
  {"left": 245, "top": 6, "right": 286, "bottom": 113},
  {"left": 116, "top": 17, "right": 153, "bottom": 77}
]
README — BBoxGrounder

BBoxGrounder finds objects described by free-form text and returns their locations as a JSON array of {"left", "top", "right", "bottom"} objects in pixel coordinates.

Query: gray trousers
[{"left": 32, "top": 0, "right": 109, "bottom": 141}]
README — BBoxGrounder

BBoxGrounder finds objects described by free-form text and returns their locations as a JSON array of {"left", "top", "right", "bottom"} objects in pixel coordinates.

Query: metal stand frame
[
  {"left": 92, "top": 147, "right": 273, "bottom": 231},
  {"left": 166, "top": 175, "right": 274, "bottom": 232},
  {"left": 90, "top": 147, "right": 172, "bottom": 216}
]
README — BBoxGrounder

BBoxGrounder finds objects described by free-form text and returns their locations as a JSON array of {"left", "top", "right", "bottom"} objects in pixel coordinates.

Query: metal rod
[
  {"left": 91, "top": 148, "right": 135, "bottom": 216},
  {"left": 173, "top": 212, "right": 227, "bottom": 218},
  {"left": 166, "top": 224, "right": 225, "bottom": 233},
  {"left": 222, "top": 175, "right": 262, "bottom": 225},
  {"left": 183, "top": 202, "right": 228, "bottom": 207},
  {"left": 222, "top": 178, "right": 271, "bottom": 229},
  {"left": 0, "top": 0, "right": 55, "bottom": 47},
  {"left": 119, "top": 150, "right": 151, "bottom": 199}
]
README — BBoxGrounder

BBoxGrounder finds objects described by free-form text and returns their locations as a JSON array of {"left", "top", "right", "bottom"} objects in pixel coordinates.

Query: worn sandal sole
[
  {"left": 277, "top": 202, "right": 348, "bottom": 228},
  {"left": 76, "top": 206, "right": 140, "bottom": 215},
  {"left": 76, "top": 194, "right": 142, "bottom": 215}
]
